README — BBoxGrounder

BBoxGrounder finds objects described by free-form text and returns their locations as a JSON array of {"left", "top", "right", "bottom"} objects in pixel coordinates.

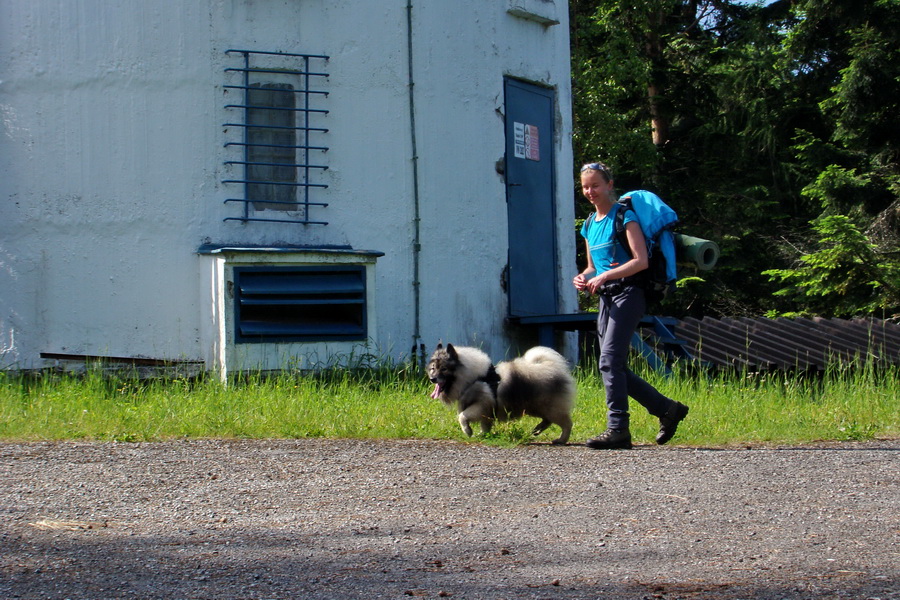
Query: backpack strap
[
  {"left": 612, "top": 198, "right": 652, "bottom": 288},
  {"left": 613, "top": 198, "right": 632, "bottom": 258}
]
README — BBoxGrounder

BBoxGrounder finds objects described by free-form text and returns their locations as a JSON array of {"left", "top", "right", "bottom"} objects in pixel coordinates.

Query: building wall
[{"left": 0, "top": 0, "right": 575, "bottom": 371}]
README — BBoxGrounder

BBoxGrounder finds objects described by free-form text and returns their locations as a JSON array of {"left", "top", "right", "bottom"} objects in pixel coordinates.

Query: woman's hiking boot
[
  {"left": 585, "top": 428, "right": 632, "bottom": 450},
  {"left": 656, "top": 402, "right": 689, "bottom": 445}
]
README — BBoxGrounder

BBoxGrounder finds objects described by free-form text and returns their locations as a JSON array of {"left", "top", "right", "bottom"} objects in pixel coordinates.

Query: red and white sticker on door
[{"left": 514, "top": 122, "right": 540, "bottom": 161}]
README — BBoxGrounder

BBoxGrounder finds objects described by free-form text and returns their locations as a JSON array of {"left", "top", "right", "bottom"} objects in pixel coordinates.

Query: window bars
[{"left": 223, "top": 49, "right": 330, "bottom": 225}]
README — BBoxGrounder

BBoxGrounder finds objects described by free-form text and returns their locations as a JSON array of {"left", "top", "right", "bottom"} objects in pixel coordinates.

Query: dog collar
[{"left": 477, "top": 364, "right": 501, "bottom": 399}]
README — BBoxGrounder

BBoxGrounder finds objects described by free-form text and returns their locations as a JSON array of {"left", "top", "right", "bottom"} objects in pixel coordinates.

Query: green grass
[
  {"left": 587, "top": 363, "right": 900, "bottom": 446},
  {"left": 0, "top": 361, "right": 897, "bottom": 446}
]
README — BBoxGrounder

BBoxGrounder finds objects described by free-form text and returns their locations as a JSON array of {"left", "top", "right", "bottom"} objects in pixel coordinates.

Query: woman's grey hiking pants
[{"left": 596, "top": 285, "right": 675, "bottom": 431}]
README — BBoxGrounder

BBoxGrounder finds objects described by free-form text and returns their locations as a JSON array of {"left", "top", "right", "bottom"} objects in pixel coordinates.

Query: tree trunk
[
  {"left": 645, "top": 11, "right": 669, "bottom": 147},
  {"left": 648, "top": 81, "right": 669, "bottom": 146}
]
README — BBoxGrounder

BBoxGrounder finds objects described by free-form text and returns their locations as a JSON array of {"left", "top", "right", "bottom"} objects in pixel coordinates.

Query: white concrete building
[{"left": 1, "top": 0, "right": 577, "bottom": 376}]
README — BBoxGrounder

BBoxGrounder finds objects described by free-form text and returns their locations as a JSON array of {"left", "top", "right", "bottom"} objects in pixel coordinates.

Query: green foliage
[
  {"left": 571, "top": 0, "right": 900, "bottom": 318},
  {"left": 764, "top": 215, "right": 900, "bottom": 316},
  {"left": 769, "top": 0, "right": 900, "bottom": 315}
]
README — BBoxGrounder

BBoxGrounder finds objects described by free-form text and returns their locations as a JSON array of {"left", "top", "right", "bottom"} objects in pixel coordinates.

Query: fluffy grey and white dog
[{"left": 427, "top": 343, "right": 575, "bottom": 445}]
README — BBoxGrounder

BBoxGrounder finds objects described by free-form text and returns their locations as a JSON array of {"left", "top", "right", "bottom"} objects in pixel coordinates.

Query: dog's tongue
[{"left": 430, "top": 383, "right": 441, "bottom": 399}]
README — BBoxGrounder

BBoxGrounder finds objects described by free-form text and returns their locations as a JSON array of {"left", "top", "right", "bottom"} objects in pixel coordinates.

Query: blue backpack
[{"left": 612, "top": 190, "right": 679, "bottom": 304}]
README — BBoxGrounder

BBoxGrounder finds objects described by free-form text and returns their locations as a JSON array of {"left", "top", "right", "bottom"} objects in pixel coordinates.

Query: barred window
[{"left": 223, "top": 50, "right": 330, "bottom": 225}]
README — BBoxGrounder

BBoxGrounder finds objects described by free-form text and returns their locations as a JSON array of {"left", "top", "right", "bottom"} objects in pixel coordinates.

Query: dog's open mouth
[{"left": 430, "top": 382, "right": 442, "bottom": 399}]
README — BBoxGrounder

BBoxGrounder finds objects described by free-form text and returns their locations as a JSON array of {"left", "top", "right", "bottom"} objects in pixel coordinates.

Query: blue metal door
[{"left": 504, "top": 78, "right": 558, "bottom": 317}]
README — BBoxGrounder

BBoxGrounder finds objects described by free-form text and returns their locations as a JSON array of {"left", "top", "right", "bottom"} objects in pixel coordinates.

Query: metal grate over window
[
  {"left": 222, "top": 50, "right": 330, "bottom": 225},
  {"left": 233, "top": 266, "right": 367, "bottom": 343}
]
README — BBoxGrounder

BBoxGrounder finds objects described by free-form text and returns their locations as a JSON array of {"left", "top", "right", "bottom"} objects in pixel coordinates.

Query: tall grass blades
[{"left": 0, "top": 362, "right": 897, "bottom": 445}]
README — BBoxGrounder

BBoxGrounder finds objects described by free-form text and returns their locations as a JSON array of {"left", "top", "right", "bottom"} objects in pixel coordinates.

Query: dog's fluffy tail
[{"left": 520, "top": 346, "right": 569, "bottom": 369}]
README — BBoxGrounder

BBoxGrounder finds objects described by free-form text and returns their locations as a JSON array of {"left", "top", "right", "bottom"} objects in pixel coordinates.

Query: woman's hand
[
  {"left": 585, "top": 272, "right": 608, "bottom": 294},
  {"left": 574, "top": 271, "right": 607, "bottom": 294},
  {"left": 573, "top": 273, "right": 588, "bottom": 291}
]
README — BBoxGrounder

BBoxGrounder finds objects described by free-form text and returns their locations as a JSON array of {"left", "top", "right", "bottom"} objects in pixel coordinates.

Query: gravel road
[{"left": 1, "top": 438, "right": 898, "bottom": 599}]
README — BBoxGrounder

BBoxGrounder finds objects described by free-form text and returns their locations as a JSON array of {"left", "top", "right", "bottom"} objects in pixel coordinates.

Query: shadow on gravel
[{"left": 4, "top": 524, "right": 897, "bottom": 600}]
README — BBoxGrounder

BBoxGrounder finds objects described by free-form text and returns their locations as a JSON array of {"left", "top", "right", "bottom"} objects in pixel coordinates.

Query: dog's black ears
[{"left": 434, "top": 342, "right": 457, "bottom": 359}]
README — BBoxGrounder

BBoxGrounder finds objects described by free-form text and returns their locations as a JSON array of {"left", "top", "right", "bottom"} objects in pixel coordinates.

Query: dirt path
[{"left": 1, "top": 438, "right": 898, "bottom": 599}]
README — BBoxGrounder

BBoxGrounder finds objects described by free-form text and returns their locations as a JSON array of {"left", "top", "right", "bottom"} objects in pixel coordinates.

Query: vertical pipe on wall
[{"left": 406, "top": 0, "right": 424, "bottom": 365}]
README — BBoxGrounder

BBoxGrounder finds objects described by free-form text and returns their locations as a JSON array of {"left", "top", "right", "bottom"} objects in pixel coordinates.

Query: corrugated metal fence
[{"left": 664, "top": 317, "right": 900, "bottom": 372}]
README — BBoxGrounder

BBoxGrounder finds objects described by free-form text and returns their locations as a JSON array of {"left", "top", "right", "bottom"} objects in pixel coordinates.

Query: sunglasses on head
[{"left": 580, "top": 162, "right": 611, "bottom": 177}]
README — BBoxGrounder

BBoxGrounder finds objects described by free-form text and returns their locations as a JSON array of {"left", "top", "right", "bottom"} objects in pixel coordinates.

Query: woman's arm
[{"left": 573, "top": 239, "right": 596, "bottom": 291}]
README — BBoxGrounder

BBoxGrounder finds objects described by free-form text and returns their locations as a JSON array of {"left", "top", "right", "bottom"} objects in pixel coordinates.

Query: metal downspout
[{"left": 406, "top": 0, "right": 424, "bottom": 365}]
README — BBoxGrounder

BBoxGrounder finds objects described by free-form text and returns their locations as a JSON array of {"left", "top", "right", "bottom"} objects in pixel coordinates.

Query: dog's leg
[
  {"left": 459, "top": 404, "right": 494, "bottom": 437},
  {"left": 551, "top": 415, "right": 573, "bottom": 445},
  {"left": 457, "top": 412, "right": 474, "bottom": 437},
  {"left": 531, "top": 419, "right": 552, "bottom": 436}
]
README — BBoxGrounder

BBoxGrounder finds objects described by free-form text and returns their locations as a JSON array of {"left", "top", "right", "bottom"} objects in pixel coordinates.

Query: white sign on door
[{"left": 514, "top": 122, "right": 540, "bottom": 161}]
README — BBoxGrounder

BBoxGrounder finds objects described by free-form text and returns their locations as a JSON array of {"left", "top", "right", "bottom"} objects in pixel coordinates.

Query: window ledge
[
  {"left": 507, "top": 0, "right": 560, "bottom": 26},
  {"left": 197, "top": 244, "right": 384, "bottom": 258}
]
